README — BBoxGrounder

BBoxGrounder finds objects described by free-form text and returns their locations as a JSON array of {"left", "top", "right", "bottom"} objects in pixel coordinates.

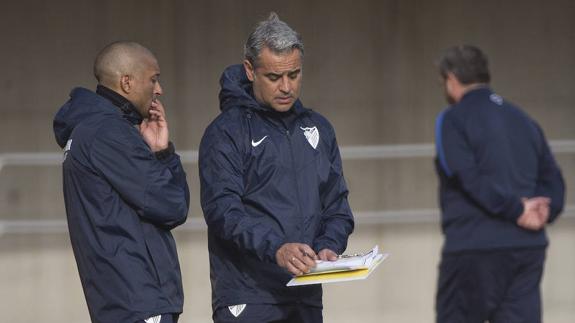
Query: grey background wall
[{"left": 0, "top": 0, "right": 573, "bottom": 322}]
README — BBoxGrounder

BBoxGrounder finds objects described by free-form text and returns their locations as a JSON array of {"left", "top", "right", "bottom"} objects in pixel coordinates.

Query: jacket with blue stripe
[
  {"left": 53, "top": 88, "right": 190, "bottom": 323},
  {"left": 199, "top": 65, "right": 354, "bottom": 310},
  {"left": 435, "top": 87, "right": 565, "bottom": 253}
]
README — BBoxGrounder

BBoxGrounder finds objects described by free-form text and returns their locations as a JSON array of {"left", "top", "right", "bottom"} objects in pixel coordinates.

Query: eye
[{"left": 267, "top": 75, "right": 280, "bottom": 81}]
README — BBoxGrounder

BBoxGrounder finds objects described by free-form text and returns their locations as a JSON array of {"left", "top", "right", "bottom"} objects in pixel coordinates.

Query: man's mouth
[{"left": 276, "top": 96, "right": 292, "bottom": 104}]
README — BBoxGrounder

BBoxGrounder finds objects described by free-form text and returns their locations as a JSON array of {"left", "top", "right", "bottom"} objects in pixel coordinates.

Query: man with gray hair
[
  {"left": 199, "top": 13, "right": 354, "bottom": 323},
  {"left": 54, "top": 41, "right": 189, "bottom": 323}
]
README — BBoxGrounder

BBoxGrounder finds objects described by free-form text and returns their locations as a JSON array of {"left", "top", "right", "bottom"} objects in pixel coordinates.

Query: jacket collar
[
  {"left": 460, "top": 85, "right": 492, "bottom": 102},
  {"left": 96, "top": 85, "right": 143, "bottom": 125}
]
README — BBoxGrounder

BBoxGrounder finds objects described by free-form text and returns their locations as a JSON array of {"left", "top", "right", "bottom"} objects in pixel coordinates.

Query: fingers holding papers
[
  {"left": 276, "top": 243, "right": 318, "bottom": 276},
  {"left": 318, "top": 249, "right": 338, "bottom": 261}
]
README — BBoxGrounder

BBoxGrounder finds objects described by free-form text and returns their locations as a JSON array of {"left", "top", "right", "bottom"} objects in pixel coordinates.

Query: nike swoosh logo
[{"left": 251, "top": 136, "right": 268, "bottom": 147}]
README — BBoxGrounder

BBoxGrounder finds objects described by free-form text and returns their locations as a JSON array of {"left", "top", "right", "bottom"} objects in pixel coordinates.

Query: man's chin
[{"left": 270, "top": 102, "right": 294, "bottom": 112}]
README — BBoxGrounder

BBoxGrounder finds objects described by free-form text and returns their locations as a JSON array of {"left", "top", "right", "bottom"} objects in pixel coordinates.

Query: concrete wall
[{"left": 1, "top": 0, "right": 573, "bottom": 322}]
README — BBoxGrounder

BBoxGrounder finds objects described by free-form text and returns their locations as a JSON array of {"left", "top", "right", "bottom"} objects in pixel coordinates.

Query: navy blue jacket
[
  {"left": 53, "top": 88, "right": 190, "bottom": 323},
  {"left": 199, "top": 65, "right": 354, "bottom": 310},
  {"left": 435, "top": 87, "right": 565, "bottom": 253}
]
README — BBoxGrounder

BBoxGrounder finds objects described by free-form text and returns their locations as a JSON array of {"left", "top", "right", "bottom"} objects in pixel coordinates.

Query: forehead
[
  {"left": 255, "top": 47, "right": 302, "bottom": 73},
  {"left": 139, "top": 54, "right": 160, "bottom": 75}
]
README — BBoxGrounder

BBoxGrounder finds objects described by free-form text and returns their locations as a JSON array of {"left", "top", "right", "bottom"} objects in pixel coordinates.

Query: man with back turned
[{"left": 434, "top": 45, "right": 565, "bottom": 323}]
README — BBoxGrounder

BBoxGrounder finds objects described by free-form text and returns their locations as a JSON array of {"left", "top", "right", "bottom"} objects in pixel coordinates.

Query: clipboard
[{"left": 286, "top": 246, "right": 389, "bottom": 286}]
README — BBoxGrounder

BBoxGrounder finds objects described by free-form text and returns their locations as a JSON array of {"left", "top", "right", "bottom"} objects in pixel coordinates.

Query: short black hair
[{"left": 438, "top": 45, "right": 490, "bottom": 85}]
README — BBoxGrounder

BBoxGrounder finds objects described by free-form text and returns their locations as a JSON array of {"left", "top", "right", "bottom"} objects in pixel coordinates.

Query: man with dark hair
[
  {"left": 438, "top": 44, "right": 490, "bottom": 87},
  {"left": 434, "top": 45, "right": 565, "bottom": 323},
  {"left": 53, "top": 41, "right": 190, "bottom": 323},
  {"left": 199, "top": 13, "right": 354, "bottom": 323}
]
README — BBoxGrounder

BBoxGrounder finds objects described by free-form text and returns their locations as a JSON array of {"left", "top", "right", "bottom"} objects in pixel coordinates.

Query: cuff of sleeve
[
  {"left": 154, "top": 141, "right": 175, "bottom": 160},
  {"left": 269, "top": 238, "right": 287, "bottom": 263},
  {"left": 506, "top": 198, "right": 524, "bottom": 222}
]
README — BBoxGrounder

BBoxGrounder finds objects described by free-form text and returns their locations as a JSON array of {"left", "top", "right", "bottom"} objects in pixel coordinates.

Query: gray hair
[{"left": 244, "top": 12, "right": 304, "bottom": 67}]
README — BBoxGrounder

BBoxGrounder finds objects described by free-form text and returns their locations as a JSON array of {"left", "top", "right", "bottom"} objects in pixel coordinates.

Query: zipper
[
  {"left": 250, "top": 110, "right": 309, "bottom": 241},
  {"left": 285, "top": 127, "right": 306, "bottom": 242},
  {"left": 286, "top": 127, "right": 309, "bottom": 303}
]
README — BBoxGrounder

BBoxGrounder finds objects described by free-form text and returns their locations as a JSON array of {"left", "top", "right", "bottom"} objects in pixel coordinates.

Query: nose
[
  {"left": 279, "top": 75, "right": 291, "bottom": 94},
  {"left": 155, "top": 81, "right": 163, "bottom": 96}
]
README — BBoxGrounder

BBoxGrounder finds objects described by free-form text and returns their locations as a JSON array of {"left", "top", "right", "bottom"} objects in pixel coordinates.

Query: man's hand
[
  {"left": 535, "top": 198, "right": 550, "bottom": 224},
  {"left": 276, "top": 243, "right": 317, "bottom": 276},
  {"left": 140, "top": 99, "right": 169, "bottom": 152},
  {"left": 317, "top": 249, "right": 338, "bottom": 261},
  {"left": 517, "top": 197, "right": 551, "bottom": 231}
]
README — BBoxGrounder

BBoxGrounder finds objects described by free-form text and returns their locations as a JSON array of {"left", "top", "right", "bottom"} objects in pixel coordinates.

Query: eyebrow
[{"left": 264, "top": 68, "right": 301, "bottom": 78}]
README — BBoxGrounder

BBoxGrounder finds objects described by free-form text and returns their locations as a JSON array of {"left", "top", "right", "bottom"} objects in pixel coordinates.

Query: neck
[
  {"left": 455, "top": 83, "right": 488, "bottom": 103},
  {"left": 462, "top": 83, "right": 487, "bottom": 93}
]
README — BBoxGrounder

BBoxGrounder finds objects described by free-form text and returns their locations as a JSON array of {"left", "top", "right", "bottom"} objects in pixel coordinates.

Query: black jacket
[
  {"left": 53, "top": 87, "right": 190, "bottom": 323},
  {"left": 199, "top": 65, "right": 354, "bottom": 310},
  {"left": 435, "top": 87, "right": 565, "bottom": 253}
]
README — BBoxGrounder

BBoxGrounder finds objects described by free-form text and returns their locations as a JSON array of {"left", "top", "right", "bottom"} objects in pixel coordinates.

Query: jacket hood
[
  {"left": 218, "top": 64, "right": 307, "bottom": 114},
  {"left": 53, "top": 87, "right": 119, "bottom": 148},
  {"left": 218, "top": 64, "right": 260, "bottom": 112}
]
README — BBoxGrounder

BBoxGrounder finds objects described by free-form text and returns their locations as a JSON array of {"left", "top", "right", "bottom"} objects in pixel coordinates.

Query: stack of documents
[{"left": 287, "top": 245, "right": 389, "bottom": 286}]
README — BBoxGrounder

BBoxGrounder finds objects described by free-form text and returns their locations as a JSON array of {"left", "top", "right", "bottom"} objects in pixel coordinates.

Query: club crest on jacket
[
  {"left": 300, "top": 126, "right": 319, "bottom": 149},
  {"left": 228, "top": 304, "right": 246, "bottom": 317}
]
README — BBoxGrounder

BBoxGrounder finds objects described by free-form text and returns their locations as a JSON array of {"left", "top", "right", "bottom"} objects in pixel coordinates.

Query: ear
[
  {"left": 446, "top": 72, "right": 461, "bottom": 87},
  {"left": 243, "top": 59, "right": 255, "bottom": 82},
  {"left": 119, "top": 75, "right": 132, "bottom": 94}
]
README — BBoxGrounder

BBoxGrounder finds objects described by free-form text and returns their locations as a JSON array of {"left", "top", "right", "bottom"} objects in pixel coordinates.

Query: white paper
[
  {"left": 310, "top": 245, "right": 379, "bottom": 274},
  {"left": 286, "top": 250, "right": 389, "bottom": 286}
]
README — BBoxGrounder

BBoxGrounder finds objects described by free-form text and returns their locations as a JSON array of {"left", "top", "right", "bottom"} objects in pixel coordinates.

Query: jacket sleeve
[
  {"left": 313, "top": 124, "right": 355, "bottom": 255},
  {"left": 435, "top": 110, "right": 524, "bottom": 221},
  {"left": 90, "top": 123, "right": 190, "bottom": 229},
  {"left": 199, "top": 123, "right": 285, "bottom": 263},
  {"left": 534, "top": 125, "right": 565, "bottom": 222}
]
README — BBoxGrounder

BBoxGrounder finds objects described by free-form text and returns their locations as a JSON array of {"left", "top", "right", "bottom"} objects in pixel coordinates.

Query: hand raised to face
[{"left": 139, "top": 98, "right": 169, "bottom": 152}]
